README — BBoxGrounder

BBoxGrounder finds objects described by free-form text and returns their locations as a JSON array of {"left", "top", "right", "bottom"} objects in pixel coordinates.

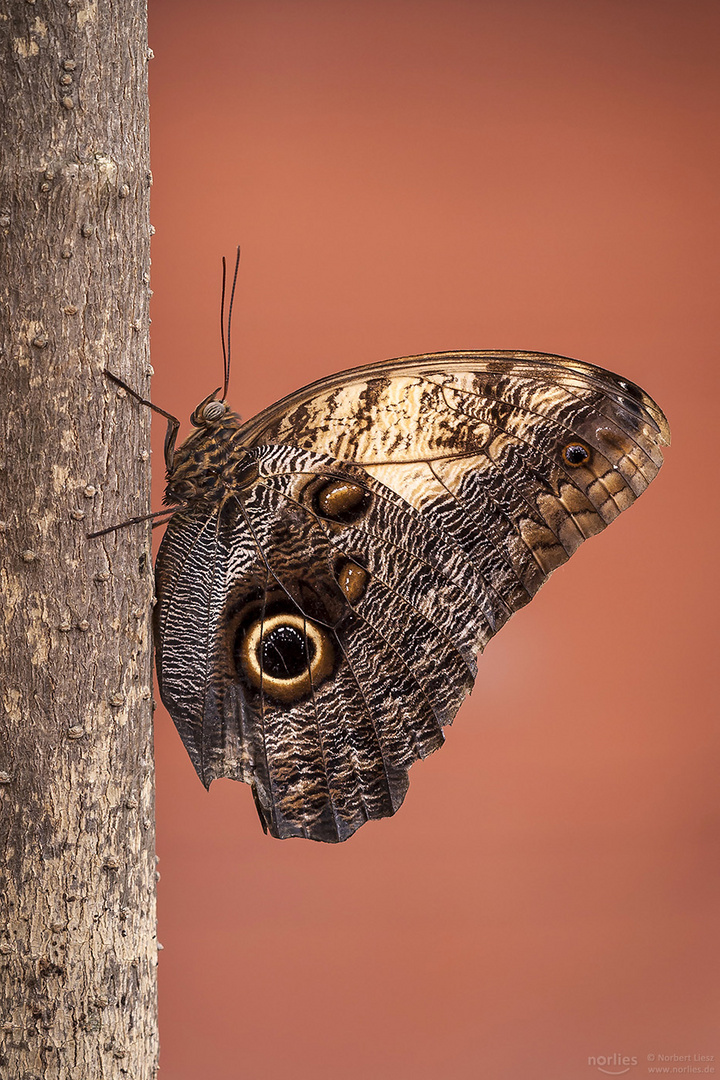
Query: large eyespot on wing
[{"left": 236, "top": 610, "right": 336, "bottom": 703}]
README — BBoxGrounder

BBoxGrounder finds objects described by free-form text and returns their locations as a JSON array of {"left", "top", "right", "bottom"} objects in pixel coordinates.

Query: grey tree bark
[{"left": 0, "top": 2, "right": 158, "bottom": 1077}]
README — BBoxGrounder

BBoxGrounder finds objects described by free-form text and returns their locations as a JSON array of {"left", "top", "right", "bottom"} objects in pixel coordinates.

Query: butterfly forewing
[{"left": 154, "top": 351, "right": 669, "bottom": 842}]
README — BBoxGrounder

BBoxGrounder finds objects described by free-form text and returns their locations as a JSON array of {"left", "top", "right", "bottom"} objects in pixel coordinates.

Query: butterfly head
[{"left": 190, "top": 389, "right": 231, "bottom": 427}]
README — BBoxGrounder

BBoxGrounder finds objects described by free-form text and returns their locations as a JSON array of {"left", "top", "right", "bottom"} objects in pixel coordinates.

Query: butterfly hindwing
[
  {"left": 157, "top": 448, "right": 491, "bottom": 841},
  {"left": 154, "top": 352, "right": 670, "bottom": 842}
]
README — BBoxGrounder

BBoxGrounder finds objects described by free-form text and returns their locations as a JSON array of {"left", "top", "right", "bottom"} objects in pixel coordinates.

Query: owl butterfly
[{"left": 103, "top": 261, "right": 670, "bottom": 843}]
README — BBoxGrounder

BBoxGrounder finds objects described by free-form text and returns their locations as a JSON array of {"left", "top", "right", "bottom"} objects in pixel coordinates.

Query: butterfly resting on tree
[{"left": 95, "top": 253, "right": 670, "bottom": 843}]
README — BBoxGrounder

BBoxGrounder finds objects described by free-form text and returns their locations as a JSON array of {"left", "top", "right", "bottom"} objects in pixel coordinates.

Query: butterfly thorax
[{"left": 164, "top": 407, "right": 256, "bottom": 508}]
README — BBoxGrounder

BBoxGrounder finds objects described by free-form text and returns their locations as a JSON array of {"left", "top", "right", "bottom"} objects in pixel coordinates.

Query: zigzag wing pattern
[
  {"left": 159, "top": 449, "right": 493, "bottom": 841},
  {"left": 154, "top": 352, "right": 670, "bottom": 842}
]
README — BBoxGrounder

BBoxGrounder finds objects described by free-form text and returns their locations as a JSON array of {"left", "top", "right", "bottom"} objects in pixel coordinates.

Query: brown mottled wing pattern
[{"left": 154, "top": 351, "right": 669, "bottom": 842}]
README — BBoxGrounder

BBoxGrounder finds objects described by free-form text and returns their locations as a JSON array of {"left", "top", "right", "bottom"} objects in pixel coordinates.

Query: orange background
[{"left": 147, "top": 2, "right": 719, "bottom": 1077}]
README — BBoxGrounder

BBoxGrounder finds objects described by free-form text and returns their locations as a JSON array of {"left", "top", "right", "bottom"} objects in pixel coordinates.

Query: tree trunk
[{"left": 0, "top": 2, "right": 158, "bottom": 1077}]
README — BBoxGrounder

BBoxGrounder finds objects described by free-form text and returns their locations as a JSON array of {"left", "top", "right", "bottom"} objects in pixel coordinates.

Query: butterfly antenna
[
  {"left": 224, "top": 245, "right": 241, "bottom": 401},
  {"left": 220, "top": 254, "right": 228, "bottom": 397}
]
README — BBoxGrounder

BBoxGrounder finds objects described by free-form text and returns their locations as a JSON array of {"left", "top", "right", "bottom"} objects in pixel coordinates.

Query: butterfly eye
[
  {"left": 236, "top": 612, "right": 335, "bottom": 702},
  {"left": 202, "top": 400, "right": 226, "bottom": 422},
  {"left": 562, "top": 442, "right": 590, "bottom": 467}
]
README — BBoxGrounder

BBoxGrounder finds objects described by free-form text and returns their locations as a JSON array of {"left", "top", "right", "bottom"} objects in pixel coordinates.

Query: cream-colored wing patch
[
  {"left": 245, "top": 374, "right": 493, "bottom": 464},
  {"left": 362, "top": 460, "right": 448, "bottom": 512}
]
